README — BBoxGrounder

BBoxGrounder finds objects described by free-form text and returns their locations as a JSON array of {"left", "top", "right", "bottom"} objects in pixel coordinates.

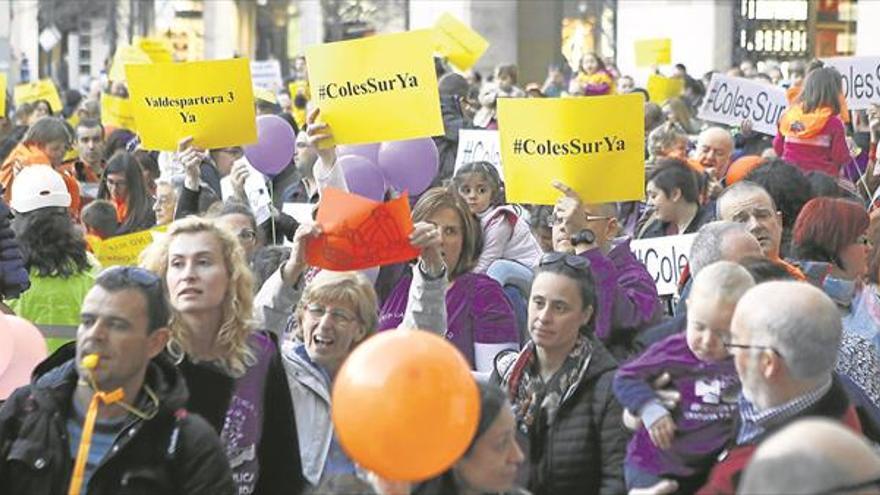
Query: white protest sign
[
  {"left": 454, "top": 129, "right": 503, "bottom": 180},
  {"left": 282, "top": 203, "right": 316, "bottom": 225},
  {"left": 821, "top": 56, "right": 880, "bottom": 110},
  {"left": 630, "top": 234, "right": 696, "bottom": 296},
  {"left": 699, "top": 74, "right": 788, "bottom": 136},
  {"left": 250, "top": 59, "right": 283, "bottom": 91}
]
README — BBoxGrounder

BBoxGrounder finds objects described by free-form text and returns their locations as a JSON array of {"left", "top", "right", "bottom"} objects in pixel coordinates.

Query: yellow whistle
[{"left": 82, "top": 354, "right": 99, "bottom": 370}]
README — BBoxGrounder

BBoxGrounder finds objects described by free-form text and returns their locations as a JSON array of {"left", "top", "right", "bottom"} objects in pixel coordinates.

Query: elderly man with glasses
[
  {"left": 551, "top": 180, "right": 662, "bottom": 359},
  {"left": 697, "top": 281, "right": 864, "bottom": 495}
]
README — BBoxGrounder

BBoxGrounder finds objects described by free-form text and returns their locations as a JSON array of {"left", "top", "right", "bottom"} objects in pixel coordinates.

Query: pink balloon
[
  {"left": 244, "top": 115, "right": 296, "bottom": 177},
  {"left": 377, "top": 138, "right": 439, "bottom": 196},
  {"left": 0, "top": 315, "right": 48, "bottom": 400},
  {"left": 338, "top": 143, "right": 381, "bottom": 165},
  {"left": 338, "top": 155, "right": 386, "bottom": 202}
]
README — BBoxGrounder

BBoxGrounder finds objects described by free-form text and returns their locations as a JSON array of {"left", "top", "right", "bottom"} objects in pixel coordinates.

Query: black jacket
[
  {"left": 0, "top": 343, "right": 234, "bottom": 495},
  {"left": 637, "top": 203, "right": 716, "bottom": 240},
  {"left": 499, "top": 337, "right": 629, "bottom": 495},
  {"left": 176, "top": 331, "right": 306, "bottom": 495}
]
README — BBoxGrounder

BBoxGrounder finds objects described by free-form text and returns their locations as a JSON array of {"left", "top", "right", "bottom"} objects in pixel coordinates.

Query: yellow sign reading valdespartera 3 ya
[
  {"left": 125, "top": 58, "right": 257, "bottom": 151},
  {"left": 497, "top": 94, "right": 645, "bottom": 205},
  {"left": 13, "top": 79, "right": 63, "bottom": 114},
  {"left": 305, "top": 30, "right": 443, "bottom": 145}
]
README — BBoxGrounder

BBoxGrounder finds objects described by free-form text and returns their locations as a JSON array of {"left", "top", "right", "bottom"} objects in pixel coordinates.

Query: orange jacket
[
  {"left": 786, "top": 83, "right": 850, "bottom": 123},
  {"left": 1, "top": 144, "right": 81, "bottom": 216}
]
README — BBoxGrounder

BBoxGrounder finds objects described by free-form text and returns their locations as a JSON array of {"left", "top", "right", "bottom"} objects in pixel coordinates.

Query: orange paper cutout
[{"left": 306, "top": 188, "right": 420, "bottom": 271}]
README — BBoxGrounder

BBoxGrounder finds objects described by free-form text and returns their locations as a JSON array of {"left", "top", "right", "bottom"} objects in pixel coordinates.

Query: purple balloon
[
  {"left": 338, "top": 143, "right": 380, "bottom": 164},
  {"left": 338, "top": 155, "right": 386, "bottom": 201},
  {"left": 377, "top": 138, "right": 439, "bottom": 196},
  {"left": 244, "top": 115, "right": 295, "bottom": 177}
]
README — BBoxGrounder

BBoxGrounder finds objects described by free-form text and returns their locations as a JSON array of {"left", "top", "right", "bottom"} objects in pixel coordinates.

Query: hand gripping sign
[
  {"left": 125, "top": 58, "right": 257, "bottom": 151},
  {"left": 306, "top": 188, "right": 420, "bottom": 271},
  {"left": 306, "top": 30, "right": 443, "bottom": 146},
  {"left": 821, "top": 56, "right": 880, "bottom": 111},
  {"left": 698, "top": 73, "right": 788, "bottom": 136},
  {"left": 497, "top": 93, "right": 645, "bottom": 205}
]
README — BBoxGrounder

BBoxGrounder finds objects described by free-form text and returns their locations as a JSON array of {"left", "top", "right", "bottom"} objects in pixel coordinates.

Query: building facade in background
[{"left": 0, "top": 0, "right": 874, "bottom": 93}]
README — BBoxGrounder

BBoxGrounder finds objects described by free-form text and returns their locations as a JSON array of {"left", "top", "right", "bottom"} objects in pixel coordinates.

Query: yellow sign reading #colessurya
[
  {"left": 100, "top": 93, "right": 137, "bottom": 132},
  {"left": 497, "top": 94, "right": 645, "bottom": 205},
  {"left": 125, "top": 58, "right": 257, "bottom": 151},
  {"left": 13, "top": 79, "right": 63, "bottom": 114},
  {"left": 306, "top": 30, "right": 443, "bottom": 145}
]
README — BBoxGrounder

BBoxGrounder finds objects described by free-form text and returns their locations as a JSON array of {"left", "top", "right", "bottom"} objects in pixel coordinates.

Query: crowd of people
[{"left": 0, "top": 40, "right": 879, "bottom": 495}]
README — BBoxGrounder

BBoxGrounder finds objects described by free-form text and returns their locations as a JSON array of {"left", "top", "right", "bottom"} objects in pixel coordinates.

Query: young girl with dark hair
[
  {"left": 572, "top": 52, "right": 616, "bottom": 96},
  {"left": 453, "top": 161, "right": 541, "bottom": 291},
  {"left": 774, "top": 67, "right": 852, "bottom": 177}
]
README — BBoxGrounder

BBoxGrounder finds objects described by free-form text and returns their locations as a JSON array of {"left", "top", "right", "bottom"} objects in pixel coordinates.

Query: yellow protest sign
[
  {"left": 433, "top": 13, "right": 489, "bottom": 71},
  {"left": 497, "top": 94, "right": 645, "bottom": 205},
  {"left": 135, "top": 36, "right": 174, "bottom": 63},
  {"left": 126, "top": 58, "right": 257, "bottom": 151},
  {"left": 647, "top": 74, "right": 684, "bottom": 103},
  {"left": 90, "top": 228, "right": 161, "bottom": 267},
  {"left": 109, "top": 44, "right": 153, "bottom": 81},
  {"left": 13, "top": 79, "right": 63, "bottom": 114},
  {"left": 0, "top": 73, "right": 6, "bottom": 117},
  {"left": 253, "top": 87, "right": 277, "bottom": 104},
  {"left": 635, "top": 38, "right": 672, "bottom": 67},
  {"left": 306, "top": 30, "right": 443, "bottom": 145},
  {"left": 101, "top": 93, "right": 137, "bottom": 131}
]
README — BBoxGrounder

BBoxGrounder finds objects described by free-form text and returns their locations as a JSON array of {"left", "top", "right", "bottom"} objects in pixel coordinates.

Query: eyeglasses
[
  {"left": 99, "top": 266, "right": 161, "bottom": 289},
  {"left": 305, "top": 303, "right": 359, "bottom": 327},
  {"left": 217, "top": 147, "right": 244, "bottom": 159},
  {"left": 549, "top": 213, "right": 612, "bottom": 226},
  {"left": 539, "top": 252, "right": 591, "bottom": 272},
  {"left": 237, "top": 229, "right": 257, "bottom": 242},
  {"left": 722, "top": 339, "right": 782, "bottom": 357}
]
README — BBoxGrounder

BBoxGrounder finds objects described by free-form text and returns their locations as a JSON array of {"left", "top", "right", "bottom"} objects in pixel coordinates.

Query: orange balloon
[{"left": 332, "top": 329, "right": 480, "bottom": 481}]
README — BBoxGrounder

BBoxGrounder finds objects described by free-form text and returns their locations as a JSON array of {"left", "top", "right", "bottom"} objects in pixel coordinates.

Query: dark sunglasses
[
  {"left": 539, "top": 252, "right": 591, "bottom": 272},
  {"left": 99, "top": 265, "right": 161, "bottom": 288}
]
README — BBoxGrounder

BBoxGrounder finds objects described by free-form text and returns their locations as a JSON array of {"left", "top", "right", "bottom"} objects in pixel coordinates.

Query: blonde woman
[{"left": 141, "top": 216, "right": 305, "bottom": 495}]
